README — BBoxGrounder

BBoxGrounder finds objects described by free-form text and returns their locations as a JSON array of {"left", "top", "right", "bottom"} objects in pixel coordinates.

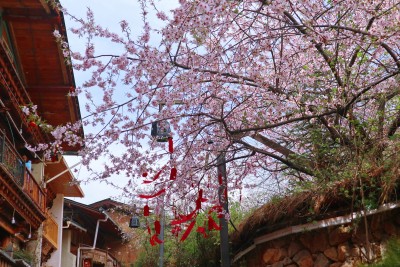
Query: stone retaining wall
[{"left": 234, "top": 209, "right": 400, "bottom": 267}]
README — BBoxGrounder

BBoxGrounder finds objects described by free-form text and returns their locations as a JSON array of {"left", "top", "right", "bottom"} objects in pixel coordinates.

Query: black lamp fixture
[
  {"left": 151, "top": 120, "right": 171, "bottom": 142},
  {"left": 129, "top": 215, "right": 140, "bottom": 228}
]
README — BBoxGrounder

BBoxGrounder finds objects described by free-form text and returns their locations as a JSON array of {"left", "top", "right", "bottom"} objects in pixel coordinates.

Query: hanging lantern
[
  {"left": 129, "top": 215, "right": 140, "bottom": 228},
  {"left": 82, "top": 258, "right": 92, "bottom": 267},
  {"left": 151, "top": 120, "right": 171, "bottom": 142}
]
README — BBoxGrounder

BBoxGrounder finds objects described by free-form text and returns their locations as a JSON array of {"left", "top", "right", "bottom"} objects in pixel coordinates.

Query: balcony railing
[
  {"left": 43, "top": 214, "right": 58, "bottom": 249},
  {"left": 24, "top": 170, "right": 46, "bottom": 212},
  {"left": 80, "top": 246, "right": 121, "bottom": 267},
  {"left": 0, "top": 131, "right": 46, "bottom": 212}
]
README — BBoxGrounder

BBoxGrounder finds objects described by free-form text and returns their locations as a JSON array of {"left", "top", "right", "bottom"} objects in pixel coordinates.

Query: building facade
[{"left": 0, "top": 1, "right": 84, "bottom": 266}]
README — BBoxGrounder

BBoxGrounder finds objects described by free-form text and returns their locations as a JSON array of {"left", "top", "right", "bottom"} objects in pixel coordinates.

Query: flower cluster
[{"left": 20, "top": 104, "right": 53, "bottom": 133}]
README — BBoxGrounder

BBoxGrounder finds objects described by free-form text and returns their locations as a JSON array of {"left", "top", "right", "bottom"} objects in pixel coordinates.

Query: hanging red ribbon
[
  {"left": 155, "top": 220, "right": 161, "bottom": 235},
  {"left": 151, "top": 234, "right": 163, "bottom": 244},
  {"left": 142, "top": 166, "right": 166, "bottom": 184},
  {"left": 195, "top": 198, "right": 201, "bottom": 210},
  {"left": 171, "top": 209, "right": 197, "bottom": 225},
  {"left": 138, "top": 189, "right": 166, "bottom": 199},
  {"left": 171, "top": 225, "right": 181, "bottom": 237},
  {"left": 150, "top": 236, "right": 156, "bottom": 246},
  {"left": 208, "top": 205, "right": 223, "bottom": 214},
  {"left": 168, "top": 137, "right": 174, "bottom": 153},
  {"left": 218, "top": 174, "right": 223, "bottom": 185},
  {"left": 143, "top": 205, "right": 150, "bottom": 216},
  {"left": 196, "top": 226, "right": 207, "bottom": 238},
  {"left": 180, "top": 220, "right": 196, "bottom": 242},
  {"left": 208, "top": 216, "right": 221, "bottom": 231},
  {"left": 195, "top": 189, "right": 208, "bottom": 210},
  {"left": 170, "top": 167, "right": 177, "bottom": 180}
]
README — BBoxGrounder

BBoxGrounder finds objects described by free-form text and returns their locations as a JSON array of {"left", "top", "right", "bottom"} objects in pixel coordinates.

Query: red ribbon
[
  {"left": 143, "top": 205, "right": 150, "bottom": 216},
  {"left": 142, "top": 166, "right": 165, "bottom": 184},
  {"left": 168, "top": 137, "right": 174, "bottom": 153},
  {"left": 195, "top": 189, "right": 208, "bottom": 210},
  {"left": 138, "top": 189, "right": 166, "bottom": 199},
  {"left": 171, "top": 225, "right": 181, "bottom": 237},
  {"left": 208, "top": 205, "right": 223, "bottom": 214},
  {"left": 155, "top": 220, "right": 161, "bottom": 235},
  {"left": 170, "top": 167, "right": 177, "bottom": 180},
  {"left": 180, "top": 220, "right": 196, "bottom": 241},
  {"left": 150, "top": 236, "right": 156, "bottom": 246},
  {"left": 208, "top": 216, "right": 221, "bottom": 231},
  {"left": 218, "top": 174, "right": 223, "bottom": 185},
  {"left": 152, "top": 234, "right": 163, "bottom": 245},
  {"left": 196, "top": 198, "right": 201, "bottom": 210},
  {"left": 196, "top": 226, "right": 207, "bottom": 238},
  {"left": 171, "top": 209, "right": 197, "bottom": 225}
]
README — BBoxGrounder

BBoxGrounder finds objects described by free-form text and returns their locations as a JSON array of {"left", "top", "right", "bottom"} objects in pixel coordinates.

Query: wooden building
[
  {"left": 0, "top": 0, "right": 84, "bottom": 266},
  {"left": 62, "top": 199, "right": 139, "bottom": 267}
]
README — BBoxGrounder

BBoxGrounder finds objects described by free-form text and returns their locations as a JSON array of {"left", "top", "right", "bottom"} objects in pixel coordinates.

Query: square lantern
[
  {"left": 151, "top": 120, "right": 171, "bottom": 142},
  {"left": 129, "top": 215, "right": 140, "bottom": 228}
]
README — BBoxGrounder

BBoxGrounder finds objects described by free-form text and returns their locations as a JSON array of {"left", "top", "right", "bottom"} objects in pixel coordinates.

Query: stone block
[
  {"left": 314, "top": 253, "right": 331, "bottom": 267},
  {"left": 288, "top": 240, "right": 302, "bottom": 258},
  {"left": 337, "top": 243, "right": 350, "bottom": 262},
  {"left": 262, "top": 248, "right": 284, "bottom": 264},
  {"left": 299, "top": 232, "right": 313, "bottom": 251},
  {"left": 310, "top": 232, "right": 329, "bottom": 253},
  {"left": 270, "top": 261, "right": 283, "bottom": 267},
  {"left": 323, "top": 247, "right": 338, "bottom": 261},
  {"left": 293, "top": 249, "right": 313, "bottom": 267},
  {"left": 329, "top": 226, "right": 352, "bottom": 246},
  {"left": 282, "top": 257, "right": 292, "bottom": 265}
]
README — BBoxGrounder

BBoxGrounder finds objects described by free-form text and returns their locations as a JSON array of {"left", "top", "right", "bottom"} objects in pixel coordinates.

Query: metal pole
[
  {"left": 217, "top": 153, "right": 230, "bottom": 267},
  {"left": 159, "top": 199, "right": 165, "bottom": 267}
]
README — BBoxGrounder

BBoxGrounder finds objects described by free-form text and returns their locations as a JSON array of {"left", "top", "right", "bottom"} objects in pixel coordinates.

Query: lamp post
[
  {"left": 217, "top": 153, "right": 230, "bottom": 267},
  {"left": 151, "top": 116, "right": 170, "bottom": 267}
]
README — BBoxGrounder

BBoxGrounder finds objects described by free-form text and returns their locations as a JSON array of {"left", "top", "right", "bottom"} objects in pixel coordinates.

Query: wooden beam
[{"left": 2, "top": 14, "right": 60, "bottom": 24}]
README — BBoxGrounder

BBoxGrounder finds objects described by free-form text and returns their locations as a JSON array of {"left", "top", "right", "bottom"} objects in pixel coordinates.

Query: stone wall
[{"left": 234, "top": 209, "right": 400, "bottom": 267}]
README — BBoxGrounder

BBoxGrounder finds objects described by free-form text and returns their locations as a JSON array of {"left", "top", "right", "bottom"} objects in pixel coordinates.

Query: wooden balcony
[
  {"left": 0, "top": 130, "right": 46, "bottom": 213},
  {"left": 80, "top": 246, "right": 121, "bottom": 267},
  {"left": 43, "top": 214, "right": 58, "bottom": 249},
  {"left": 24, "top": 170, "right": 46, "bottom": 212}
]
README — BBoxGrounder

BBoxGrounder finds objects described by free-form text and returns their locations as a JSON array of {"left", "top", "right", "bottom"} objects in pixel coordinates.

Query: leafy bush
[{"left": 363, "top": 238, "right": 400, "bottom": 267}]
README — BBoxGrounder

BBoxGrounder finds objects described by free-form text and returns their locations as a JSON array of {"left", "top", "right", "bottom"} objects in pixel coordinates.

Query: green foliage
[
  {"left": 134, "top": 202, "right": 253, "bottom": 266},
  {"left": 13, "top": 249, "right": 34, "bottom": 265},
  {"left": 362, "top": 238, "right": 400, "bottom": 267},
  {"left": 134, "top": 215, "right": 219, "bottom": 267}
]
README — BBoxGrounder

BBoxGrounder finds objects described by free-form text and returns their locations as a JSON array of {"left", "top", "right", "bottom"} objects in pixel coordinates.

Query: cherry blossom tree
[{"left": 42, "top": 0, "right": 400, "bottom": 239}]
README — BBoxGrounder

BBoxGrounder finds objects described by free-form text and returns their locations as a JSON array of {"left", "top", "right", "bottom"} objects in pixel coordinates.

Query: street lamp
[
  {"left": 129, "top": 215, "right": 140, "bottom": 228},
  {"left": 217, "top": 153, "right": 230, "bottom": 267}
]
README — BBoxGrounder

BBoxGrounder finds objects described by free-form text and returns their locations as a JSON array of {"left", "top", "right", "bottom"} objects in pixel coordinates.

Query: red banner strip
[
  {"left": 155, "top": 220, "right": 161, "bottom": 235},
  {"left": 170, "top": 167, "right": 177, "bottom": 180},
  {"left": 143, "top": 205, "right": 150, "bottom": 216},
  {"left": 171, "top": 209, "right": 197, "bottom": 225},
  {"left": 180, "top": 220, "right": 196, "bottom": 242},
  {"left": 138, "top": 189, "right": 166, "bottom": 199},
  {"left": 168, "top": 137, "right": 174, "bottom": 153}
]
